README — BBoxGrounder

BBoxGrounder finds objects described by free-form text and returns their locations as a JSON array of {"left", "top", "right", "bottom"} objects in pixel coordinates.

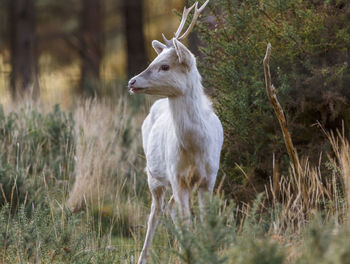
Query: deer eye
[{"left": 160, "top": 65, "right": 170, "bottom": 71}]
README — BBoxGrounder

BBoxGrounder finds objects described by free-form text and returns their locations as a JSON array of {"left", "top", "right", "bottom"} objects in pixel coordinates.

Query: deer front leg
[
  {"left": 138, "top": 185, "right": 165, "bottom": 264},
  {"left": 173, "top": 187, "right": 191, "bottom": 227},
  {"left": 167, "top": 195, "right": 177, "bottom": 224},
  {"left": 198, "top": 178, "right": 215, "bottom": 220},
  {"left": 198, "top": 186, "right": 211, "bottom": 222}
]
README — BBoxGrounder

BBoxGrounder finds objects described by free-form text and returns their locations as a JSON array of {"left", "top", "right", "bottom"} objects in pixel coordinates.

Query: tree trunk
[
  {"left": 123, "top": 0, "right": 147, "bottom": 78},
  {"left": 10, "top": 0, "right": 40, "bottom": 100},
  {"left": 80, "top": 0, "right": 103, "bottom": 97}
]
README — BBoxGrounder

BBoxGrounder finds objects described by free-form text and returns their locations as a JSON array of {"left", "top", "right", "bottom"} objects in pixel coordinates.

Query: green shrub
[
  {"left": 163, "top": 196, "right": 236, "bottom": 264},
  {"left": 161, "top": 195, "right": 350, "bottom": 264},
  {"left": 0, "top": 204, "right": 120, "bottom": 264},
  {"left": 193, "top": 0, "right": 350, "bottom": 195},
  {"left": 296, "top": 218, "right": 350, "bottom": 264},
  {"left": 163, "top": 195, "right": 285, "bottom": 264},
  {"left": 0, "top": 104, "right": 75, "bottom": 211}
]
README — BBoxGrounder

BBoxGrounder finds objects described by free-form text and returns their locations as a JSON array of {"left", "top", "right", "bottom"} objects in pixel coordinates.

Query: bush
[
  {"left": 0, "top": 204, "right": 121, "bottom": 264},
  {"left": 0, "top": 104, "right": 75, "bottom": 212},
  {"left": 193, "top": 0, "right": 350, "bottom": 196},
  {"left": 164, "top": 195, "right": 285, "bottom": 264},
  {"left": 295, "top": 218, "right": 350, "bottom": 264}
]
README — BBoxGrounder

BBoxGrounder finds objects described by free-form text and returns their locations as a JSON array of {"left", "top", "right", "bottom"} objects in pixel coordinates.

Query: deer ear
[
  {"left": 173, "top": 38, "right": 192, "bottom": 66},
  {"left": 152, "top": 40, "right": 166, "bottom": 55}
]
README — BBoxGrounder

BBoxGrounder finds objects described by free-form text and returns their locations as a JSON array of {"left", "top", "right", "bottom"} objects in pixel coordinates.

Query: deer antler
[
  {"left": 162, "top": 0, "right": 209, "bottom": 45},
  {"left": 178, "top": 0, "right": 209, "bottom": 40},
  {"left": 174, "top": 2, "right": 197, "bottom": 39}
]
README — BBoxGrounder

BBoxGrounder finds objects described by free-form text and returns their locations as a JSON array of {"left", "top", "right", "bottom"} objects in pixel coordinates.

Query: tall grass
[
  {"left": 1, "top": 98, "right": 350, "bottom": 263},
  {"left": 65, "top": 98, "right": 151, "bottom": 245},
  {"left": 66, "top": 98, "right": 142, "bottom": 210}
]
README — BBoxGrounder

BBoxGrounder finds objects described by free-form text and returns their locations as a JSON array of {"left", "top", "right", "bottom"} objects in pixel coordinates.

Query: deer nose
[{"left": 129, "top": 79, "right": 136, "bottom": 87}]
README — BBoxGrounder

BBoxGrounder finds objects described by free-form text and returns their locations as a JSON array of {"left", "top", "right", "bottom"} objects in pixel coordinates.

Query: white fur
[{"left": 128, "top": 39, "right": 223, "bottom": 264}]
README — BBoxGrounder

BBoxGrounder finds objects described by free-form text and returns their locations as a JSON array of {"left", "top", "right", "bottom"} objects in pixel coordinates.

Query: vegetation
[
  {"left": 194, "top": 0, "right": 350, "bottom": 196},
  {"left": 0, "top": 104, "right": 74, "bottom": 212},
  {"left": 0, "top": 96, "right": 350, "bottom": 263}
]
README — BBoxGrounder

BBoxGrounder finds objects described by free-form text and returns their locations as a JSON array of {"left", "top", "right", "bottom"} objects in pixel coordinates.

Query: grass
[{"left": 0, "top": 97, "right": 350, "bottom": 263}]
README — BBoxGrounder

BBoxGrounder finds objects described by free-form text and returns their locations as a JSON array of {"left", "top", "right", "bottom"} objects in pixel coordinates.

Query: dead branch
[{"left": 263, "top": 43, "right": 302, "bottom": 180}]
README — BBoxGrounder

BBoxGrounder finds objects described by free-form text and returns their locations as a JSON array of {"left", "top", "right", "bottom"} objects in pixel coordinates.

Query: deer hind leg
[{"left": 138, "top": 181, "right": 165, "bottom": 264}]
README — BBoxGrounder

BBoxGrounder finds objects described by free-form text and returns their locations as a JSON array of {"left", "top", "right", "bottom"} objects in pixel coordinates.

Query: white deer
[{"left": 128, "top": 1, "right": 223, "bottom": 263}]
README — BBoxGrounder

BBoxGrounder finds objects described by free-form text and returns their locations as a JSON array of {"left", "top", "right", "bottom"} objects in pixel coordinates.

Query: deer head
[{"left": 128, "top": 0, "right": 209, "bottom": 97}]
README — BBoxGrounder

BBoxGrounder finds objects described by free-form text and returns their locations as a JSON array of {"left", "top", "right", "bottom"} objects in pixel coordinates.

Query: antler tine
[
  {"left": 178, "top": 0, "right": 209, "bottom": 41},
  {"left": 174, "top": 2, "right": 197, "bottom": 39},
  {"left": 162, "top": 33, "right": 173, "bottom": 47}
]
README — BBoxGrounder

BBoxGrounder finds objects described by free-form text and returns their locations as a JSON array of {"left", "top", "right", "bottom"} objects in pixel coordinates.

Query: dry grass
[
  {"left": 326, "top": 127, "right": 350, "bottom": 222},
  {"left": 265, "top": 132, "right": 349, "bottom": 233},
  {"left": 66, "top": 97, "right": 145, "bottom": 210}
]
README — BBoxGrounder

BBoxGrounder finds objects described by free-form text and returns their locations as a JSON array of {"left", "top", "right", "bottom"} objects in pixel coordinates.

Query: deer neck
[{"left": 168, "top": 72, "right": 208, "bottom": 149}]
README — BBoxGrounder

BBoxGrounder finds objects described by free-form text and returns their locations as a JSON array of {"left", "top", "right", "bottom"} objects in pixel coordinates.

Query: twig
[{"left": 263, "top": 43, "right": 302, "bottom": 180}]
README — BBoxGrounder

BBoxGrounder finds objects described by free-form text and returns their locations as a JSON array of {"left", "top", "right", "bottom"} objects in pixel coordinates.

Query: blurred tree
[
  {"left": 123, "top": 0, "right": 147, "bottom": 78},
  {"left": 36, "top": 0, "right": 80, "bottom": 67},
  {"left": 10, "top": 0, "right": 40, "bottom": 100},
  {"left": 80, "top": 0, "right": 103, "bottom": 97}
]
